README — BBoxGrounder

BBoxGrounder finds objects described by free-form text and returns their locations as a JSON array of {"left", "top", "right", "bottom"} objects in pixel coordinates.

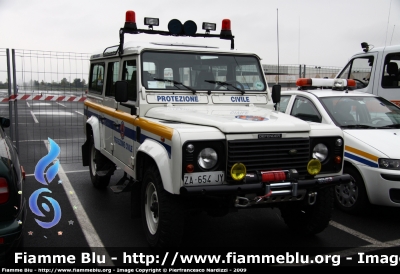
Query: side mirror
[
  {"left": 115, "top": 81, "right": 129, "bottom": 103},
  {"left": 271, "top": 85, "right": 281, "bottom": 104},
  {"left": 0, "top": 117, "right": 10, "bottom": 129}
]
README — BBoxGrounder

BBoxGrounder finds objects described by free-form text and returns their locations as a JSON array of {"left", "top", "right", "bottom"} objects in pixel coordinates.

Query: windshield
[
  {"left": 321, "top": 96, "right": 400, "bottom": 128},
  {"left": 141, "top": 51, "right": 266, "bottom": 92}
]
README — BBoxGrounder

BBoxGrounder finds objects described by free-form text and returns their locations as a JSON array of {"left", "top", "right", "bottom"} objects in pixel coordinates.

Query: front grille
[{"left": 227, "top": 138, "right": 310, "bottom": 183}]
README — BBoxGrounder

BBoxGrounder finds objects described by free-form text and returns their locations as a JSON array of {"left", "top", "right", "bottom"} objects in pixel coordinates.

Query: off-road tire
[
  {"left": 279, "top": 186, "right": 334, "bottom": 235},
  {"left": 334, "top": 166, "right": 370, "bottom": 214},
  {"left": 141, "top": 164, "right": 184, "bottom": 248},
  {"left": 89, "top": 136, "right": 112, "bottom": 189}
]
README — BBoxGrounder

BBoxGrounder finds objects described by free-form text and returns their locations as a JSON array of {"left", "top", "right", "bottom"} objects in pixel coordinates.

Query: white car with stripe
[{"left": 280, "top": 78, "right": 400, "bottom": 213}]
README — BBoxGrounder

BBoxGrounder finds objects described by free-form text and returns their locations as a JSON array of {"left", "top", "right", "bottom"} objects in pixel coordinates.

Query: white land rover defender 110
[{"left": 81, "top": 10, "right": 351, "bottom": 248}]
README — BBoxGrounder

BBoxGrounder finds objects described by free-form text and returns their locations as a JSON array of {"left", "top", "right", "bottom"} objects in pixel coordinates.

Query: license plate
[{"left": 183, "top": 171, "right": 224, "bottom": 186}]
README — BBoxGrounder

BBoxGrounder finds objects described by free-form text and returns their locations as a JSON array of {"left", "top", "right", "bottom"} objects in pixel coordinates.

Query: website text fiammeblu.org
[{"left": 10, "top": 251, "right": 400, "bottom": 267}]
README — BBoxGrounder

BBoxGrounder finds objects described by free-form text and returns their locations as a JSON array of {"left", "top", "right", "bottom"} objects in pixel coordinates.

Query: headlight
[
  {"left": 378, "top": 158, "right": 400, "bottom": 170},
  {"left": 197, "top": 148, "right": 218, "bottom": 169},
  {"left": 313, "top": 143, "right": 328, "bottom": 162}
]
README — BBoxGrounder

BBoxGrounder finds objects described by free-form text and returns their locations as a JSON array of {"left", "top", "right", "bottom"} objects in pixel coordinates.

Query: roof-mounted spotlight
[
  {"left": 168, "top": 19, "right": 183, "bottom": 35},
  {"left": 124, "top": 10, "right": 137, "bottom": 30},
  {"left": 202, "top": 22, "right": 216, "bottom": 34},
  {"left": 361, "top": 42, "right": 369, "bottom": 53},
  {"left": 144, "top": 17, "right": 159, "bottom": 30},
  {"left": 183, "top": 20, "right": 197, "bottom": 36}
]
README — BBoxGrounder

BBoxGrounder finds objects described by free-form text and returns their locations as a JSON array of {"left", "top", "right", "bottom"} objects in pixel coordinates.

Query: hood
[
  {"left": 344, "top": 129, "right": 400, "bottom": 158},
  {"left": 145, "top": 105, "right": 311, "bottom": 133}
]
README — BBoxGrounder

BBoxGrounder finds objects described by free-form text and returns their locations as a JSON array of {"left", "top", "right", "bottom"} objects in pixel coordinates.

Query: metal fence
[
  {"left": 263, "top": 64, "right": 342, "bottom": 90},
  {"left": 0, "top": 48, "right": 342, "bottom": 163},
  {"left": 0, "top": 48, "right": 90, "bottom": 164}
]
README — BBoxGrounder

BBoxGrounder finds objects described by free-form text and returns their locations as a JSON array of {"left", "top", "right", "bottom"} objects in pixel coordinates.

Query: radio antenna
[
  {"left": 277, "top": 8, "right": 280, "bottom": 84},
  {"left": 385, "top": 0, "right": 392, "bottom": 46},
  {"left": 390, "top": 25, "right": 395, "bottom": 45}
]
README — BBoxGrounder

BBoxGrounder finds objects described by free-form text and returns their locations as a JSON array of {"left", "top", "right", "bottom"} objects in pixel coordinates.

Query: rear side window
[
  {"left": 89, "top": 63, "right": 105, "bottom": 94},
  {"left": 291, "top": 97, "right": 322, "bottom": 123},
  {"left": 381, "top": 53, "right": 400, "bottom": 88}
]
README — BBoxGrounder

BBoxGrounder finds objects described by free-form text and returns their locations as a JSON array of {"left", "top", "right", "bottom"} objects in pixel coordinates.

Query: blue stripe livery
[
  {"left": 85, "top": 109, "right": 172, "bottom": 157},
  {"left": 345, "top": 152, "right": 378, "bottom": 168}
]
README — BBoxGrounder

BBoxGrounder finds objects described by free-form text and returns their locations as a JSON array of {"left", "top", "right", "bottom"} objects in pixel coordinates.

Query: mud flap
[{"left": 81, "top": 139, "right": 90, "bottom": 166}]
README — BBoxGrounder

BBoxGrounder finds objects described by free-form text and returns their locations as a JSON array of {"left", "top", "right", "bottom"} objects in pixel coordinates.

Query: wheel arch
[
  {"left": 343, "top": 160, "right": 371, "bottom": 201},
  {"left": 86, "top": 116, "right": 101, "bottom": 150},
  {"left": 136, "top": 139, "right": 173, "bottom": 193}
]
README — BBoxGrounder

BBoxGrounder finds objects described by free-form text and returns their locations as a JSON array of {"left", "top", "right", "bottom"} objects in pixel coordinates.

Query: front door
[{"left": 112, "top": 58, "right": 138, "bottom": 169}]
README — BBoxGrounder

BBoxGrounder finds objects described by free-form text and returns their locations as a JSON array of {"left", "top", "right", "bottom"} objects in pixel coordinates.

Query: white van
[{"left": 336, "top": 42, "right": 400, "bottom": 107}]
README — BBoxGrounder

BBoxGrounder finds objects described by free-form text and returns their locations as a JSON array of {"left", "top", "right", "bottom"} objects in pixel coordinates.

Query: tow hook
[
  {"left": 235, "top": 197, "right": 251, "bottom": 208},
  {"left": 308, "top": 192, "right": 317, "bottom": 205}
]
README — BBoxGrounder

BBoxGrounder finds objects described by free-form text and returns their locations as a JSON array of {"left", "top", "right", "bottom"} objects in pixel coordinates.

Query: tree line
[{"left": 0, "top": 78, "right": 87, "bottom": 90}]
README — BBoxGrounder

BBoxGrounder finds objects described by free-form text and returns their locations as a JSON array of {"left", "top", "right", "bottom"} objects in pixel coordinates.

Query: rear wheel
[
  {"left": 141, "top": 164, "right": 184, "bottom": 248},
  {"left": 334, "top": 167, "right": 369, "bottom": 214},
  {"left": 89, "top": 136, "right": 113, "bottom": 189},
  {"left": 279, "top": 187, "right": 334, "bottom": 235}
]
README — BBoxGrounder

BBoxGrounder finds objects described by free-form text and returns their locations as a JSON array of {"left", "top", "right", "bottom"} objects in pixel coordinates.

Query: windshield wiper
[
  {"left": 153, "top": 78, "right": 196, "bottom": 94},
  {"left": 340, "top": 124, "right": 378, "bottom": 129},
  {"left": 205, "top": 80, "right": 245, "bottom": 95},
  {"left": 378, "top": 124, "right": 400, "bottom": 129}
]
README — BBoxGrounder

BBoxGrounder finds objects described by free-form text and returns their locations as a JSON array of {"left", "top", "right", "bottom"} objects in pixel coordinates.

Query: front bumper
[
  {"left": 180, "top": 174, "right": 352, "bottom": 196},
  {"left": 357, "top": 165, "right": 400, "bottom": 207}
]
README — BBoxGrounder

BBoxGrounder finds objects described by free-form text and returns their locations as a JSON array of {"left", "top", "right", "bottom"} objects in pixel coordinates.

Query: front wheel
[
  {"left": 279, "top": 187, "right": 334, "bottom": 235},
  {"left": 141, "top": 164, "right": 184, "bottom": 248},
  {"left": 334, "top": 167, "right": 369, "bottom": 214}
]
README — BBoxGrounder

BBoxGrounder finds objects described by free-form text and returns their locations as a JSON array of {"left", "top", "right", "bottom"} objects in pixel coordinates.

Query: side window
[
  {"left": 381, "top": 53, "right": 400, "bottom": 88},
  {"left": 89, "top": 63, "right": 105, "bottom": 94},
  {"left": 279, "top": 95, "right": 291, "bottom": 113},
  {"left": 337, "top": 57, "right": 373, "bottom": 89},
  {"left": 105, "top": 61, "right": 120, "bottom": 97},
  {"left": 290, "top": 97, "right": 322, "bottom": 123},
  {"left": 122, "top": 60, "right": 137, "bottom": 101}
]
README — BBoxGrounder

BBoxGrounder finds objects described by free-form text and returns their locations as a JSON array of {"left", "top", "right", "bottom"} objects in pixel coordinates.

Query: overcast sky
[{"left": 1, "top": 0, "right": 399, "bottom": 67}]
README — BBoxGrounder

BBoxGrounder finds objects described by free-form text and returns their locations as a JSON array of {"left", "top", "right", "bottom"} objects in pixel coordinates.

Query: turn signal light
[{"left": 186, "top": 164, "right": 194, "bottom": 173}]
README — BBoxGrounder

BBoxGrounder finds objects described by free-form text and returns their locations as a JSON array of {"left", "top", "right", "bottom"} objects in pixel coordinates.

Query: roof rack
[{"left": 116, "top": 10, "right": 235, "bottom": 56}]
